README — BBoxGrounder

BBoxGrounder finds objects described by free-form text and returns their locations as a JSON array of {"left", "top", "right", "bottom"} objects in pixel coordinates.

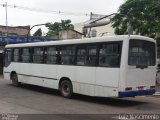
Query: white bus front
[{"left": 119, "top": 38, "right": 156, "bottom": 97}]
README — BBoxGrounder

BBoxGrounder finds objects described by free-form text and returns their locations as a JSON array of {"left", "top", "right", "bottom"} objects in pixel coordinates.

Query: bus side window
[
  {"left": 76, "top": 46, "right": 87, "bottom": 65},
  {"left": 4, "top": 49, "right": 12, "bottom": 67},
  {"left": 13, "top": 48, "right": 20, "bottom": 62},
  {"left": 22, "top": 48, "right": 30, "bottom": 63},
  {"left": 60, "top": 46, "right": 75, "bottom": 65},
  {"left": 46, "top": 47, "right": 57, "bottom": 64},
  {"left": 33, "top": 47, "right": 44, "bottom": 64},
  {"left": 98, "top": 42, "right": 121, "bottom": 67},
  {"left": 86, "top": 45, "right": 97, "bottom": 66}
]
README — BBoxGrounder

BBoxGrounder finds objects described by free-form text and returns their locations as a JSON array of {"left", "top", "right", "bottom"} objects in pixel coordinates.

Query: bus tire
[
  {"left": 60, "top": 80, "right": 73, "bottom": 98},
  {"left": 11, "top": 73, "right": 20, "bottom": 87}
]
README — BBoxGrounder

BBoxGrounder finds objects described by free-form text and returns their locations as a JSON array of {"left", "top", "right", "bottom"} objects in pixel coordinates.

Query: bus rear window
[{"left": 128, "top": 39, "right": 156, "bottom": 66}]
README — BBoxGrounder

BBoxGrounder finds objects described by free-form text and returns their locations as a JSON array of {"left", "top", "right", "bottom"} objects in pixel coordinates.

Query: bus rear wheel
[
  {"left": 60, "top": 80, "right": 73, "bottom": 98},
  {"left": 11, "top": 73, "right": 20, "bottom": 87}
]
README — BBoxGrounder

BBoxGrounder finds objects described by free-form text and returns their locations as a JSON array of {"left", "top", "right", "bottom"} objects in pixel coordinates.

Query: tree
[
  {"left": 111, "top": 0, "right": 160, "bottom": 39},
  {"left": 33, "top": 28, "right": 42, "bottom": 37},
  {"left": 46, "top": 19, "right": 74, "bottom": 36}
]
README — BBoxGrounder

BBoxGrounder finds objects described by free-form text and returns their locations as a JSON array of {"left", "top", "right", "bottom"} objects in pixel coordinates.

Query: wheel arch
[{"left": 59, "top": 77, "right": 73, "bottom": 90}]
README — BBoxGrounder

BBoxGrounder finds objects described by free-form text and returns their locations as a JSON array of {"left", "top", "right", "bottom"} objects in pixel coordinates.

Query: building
[
  {"left": 59, "top": 30, "right": 83, "bottom": 40},
  {"left": 74, "top": 22, "right": 115, "bottom": 37},
  {"left": 0, "top": 25, "right": 30, "bottom": 36}
]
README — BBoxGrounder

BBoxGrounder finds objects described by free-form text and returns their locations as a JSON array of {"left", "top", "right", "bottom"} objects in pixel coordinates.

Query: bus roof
[{"left": 5, "top": 35, "right": 155, "bottom": 48}]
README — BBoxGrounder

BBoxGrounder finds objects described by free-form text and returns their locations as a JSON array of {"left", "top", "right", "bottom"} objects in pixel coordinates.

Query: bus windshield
[{"left": 128, "top": 39, "right": 156, "bottom": 66}]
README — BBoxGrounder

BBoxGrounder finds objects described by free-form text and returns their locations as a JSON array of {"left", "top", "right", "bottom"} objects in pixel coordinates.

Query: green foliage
[
  {"left": 33, "top": 28, "right": 42, "bottom": 37},
  {"left": 111, "top": 0, "right": 160, "bottom": 39},
  {"left": 46, "top": 19, "right": 74, "bottom": 36}
]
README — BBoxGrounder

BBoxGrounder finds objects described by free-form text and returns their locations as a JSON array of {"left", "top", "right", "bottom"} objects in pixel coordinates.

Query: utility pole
[
  {"left": 3, "top": 2, "right": 8, "bottom": 44},
  {"left": 6, "top": 2, "right": 8, "bottom": 44},
  {"left": 88, "top": 12, "right": 92, "bottom": 38}
]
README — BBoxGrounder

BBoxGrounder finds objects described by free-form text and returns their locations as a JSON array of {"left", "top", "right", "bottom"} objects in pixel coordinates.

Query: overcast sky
[{"left": 0, "top": 0, "right": 124, "bottom": 33}]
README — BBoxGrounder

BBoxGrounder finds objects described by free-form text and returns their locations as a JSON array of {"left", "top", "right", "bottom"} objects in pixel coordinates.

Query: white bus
[{"left": 3, "top": 35, "right": 156, "bottom": 98}]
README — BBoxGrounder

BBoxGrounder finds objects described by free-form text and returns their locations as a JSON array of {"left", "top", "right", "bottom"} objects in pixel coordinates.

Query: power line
[{"left": 0, "top": 3, "right": 90, "bottom": 17}]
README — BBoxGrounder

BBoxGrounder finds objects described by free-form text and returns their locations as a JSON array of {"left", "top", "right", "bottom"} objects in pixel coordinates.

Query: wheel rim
[
  {"left": 62, "top": 84, "right": 70, "bottom": 96},
  {"left": 12, "top": 75, "right": 18, "bottom": 85}
]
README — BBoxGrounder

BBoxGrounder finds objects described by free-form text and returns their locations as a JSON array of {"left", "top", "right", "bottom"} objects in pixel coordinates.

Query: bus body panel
[
  {"left": 4, "top": 63, "right": 59, "bottom": 89},
  {"left": 74, "top": 66, "right": 96, "bottom": 96},
  {"left": 57, "top": 65, "right": 75, "bottom": 82},
  {"left": 3, "top": 71, "right": 10, "bottom": 80},
  {"left": 95, "top": 67, "right": 119, "bottom": 97},
  {"left": 126, "top": 68, "right": 156, "bottom": 89},
  {"left": 72, "top": 82, "right": 95, "bottom": 96},
  {"left": 119, "top": 37, "right": 129, "bottom": 92}
]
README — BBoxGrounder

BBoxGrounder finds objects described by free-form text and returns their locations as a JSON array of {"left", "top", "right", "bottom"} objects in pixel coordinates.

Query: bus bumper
[{"left": 118, "top": 89, "right": 155, "bottom": 97}]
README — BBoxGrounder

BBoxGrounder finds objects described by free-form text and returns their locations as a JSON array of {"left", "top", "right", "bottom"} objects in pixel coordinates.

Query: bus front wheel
[
  {"left": 60, "top": 80, "right": 73, "bottom": 98},
  {"left": 11, "top": 73, "right": 20, "bottom": 87}
]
